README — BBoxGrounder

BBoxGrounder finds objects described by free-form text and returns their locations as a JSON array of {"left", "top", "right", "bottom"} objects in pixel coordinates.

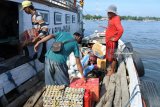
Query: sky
[{"left": 83, "top": 0, "right": 160, "bottom": 17}]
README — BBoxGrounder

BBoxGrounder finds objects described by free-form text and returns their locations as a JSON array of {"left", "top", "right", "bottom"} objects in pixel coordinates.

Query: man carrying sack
[{"left": 20, "top": 0, "right": 48, "bottom": 61}]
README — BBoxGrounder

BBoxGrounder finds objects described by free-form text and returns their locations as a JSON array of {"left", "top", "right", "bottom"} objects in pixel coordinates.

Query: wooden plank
[
  {"left": 103, "top": 74, "right": 116, "bottom": 107},
  {"left": 0, "top": 59, "right": 44, "bottom": 97},
  {"left": 34, "top": 95, "right": 43, "bottom": 107},
  {"left": 96, "top": 74, "right": 116, "bottom": 107},
  {"left": 23, "top": 87, "right": 45, "bottom": 107},
  {"left": 6, "top": 82, "right": 44, "bottom": 107},
  {"left": 100, "top": 76, "right": 109, "bottom": 98},
  {"left": 17, "top": 71, "right": 44, "bottom": 93},
  {"left": 120, "top": 62, "right": 129, "bottom": 107},
  {"left": 113, "top": 63, "right": 122, "bottom": 107},
  {"left": 97, "top": 76, "right": 110, "bottom": 107},
  {"left": 95, "top": 97, "right": 104, "bottom": 107},
  {"left": 104, "top": 75, "right": 110, "bottom": 89}
]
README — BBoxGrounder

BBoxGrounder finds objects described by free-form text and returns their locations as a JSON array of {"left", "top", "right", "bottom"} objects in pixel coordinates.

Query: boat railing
[{"left": 47, "top": 0, "right": 78, "bottom": 10}]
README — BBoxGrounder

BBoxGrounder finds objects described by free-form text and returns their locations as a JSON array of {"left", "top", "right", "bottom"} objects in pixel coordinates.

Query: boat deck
[
  {"left": 22, "top": 61, "right": 129, "bottom": 107},
  {"left": 96, "top": 61, "right": 129, "bottom": 107},
  {"left": 20, "top": 62, "right": 129, "bottom": 107},
  {"left": 23, "top": 84, "right": 45, "bottom": 107},
  {"left": 4, "top": 59, "right": 130, "bottom": 107}
]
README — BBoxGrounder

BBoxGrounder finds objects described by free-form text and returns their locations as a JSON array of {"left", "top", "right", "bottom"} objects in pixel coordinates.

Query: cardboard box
[
  {"left": 97, "top": 58, "right": 106, "bottom": 70},
  {"left": 92, "top": 42, "right": 106, "bottom": 59}
]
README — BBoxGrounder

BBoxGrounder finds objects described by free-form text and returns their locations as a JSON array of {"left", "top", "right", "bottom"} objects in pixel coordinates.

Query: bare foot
[
  {"left": 106, "top": 66, "right": 115, "bottom": 76},
  {"left": 106, "top": 69, "right": 114, "bottom": 76}
]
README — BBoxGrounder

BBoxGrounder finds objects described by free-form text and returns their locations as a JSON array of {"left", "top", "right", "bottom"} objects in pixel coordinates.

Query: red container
[
  {"left": 70, "top": 78, "right": 99, "bottom": 102},
  {"left": 84, "top": 89, "right": 92, "bottom": 107}
]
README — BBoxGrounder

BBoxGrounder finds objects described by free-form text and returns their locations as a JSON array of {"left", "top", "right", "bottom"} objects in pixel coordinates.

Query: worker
[
  {"left": 21, "top": 0, "right": 48, "bottom": 61},
  {"left": 105, "top": 5, "right": 124, "bottom": 76},
  {"left": 34, "top": 32, "right": 86, "bottom": 86}
]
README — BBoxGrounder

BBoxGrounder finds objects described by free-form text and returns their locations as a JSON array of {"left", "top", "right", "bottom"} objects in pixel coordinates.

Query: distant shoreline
[
  {"left": 83, "top": 19, "right": 160, "bottom": 22},
  {"left": 83, "top": 14, "right": 160, "bottom": 21}
]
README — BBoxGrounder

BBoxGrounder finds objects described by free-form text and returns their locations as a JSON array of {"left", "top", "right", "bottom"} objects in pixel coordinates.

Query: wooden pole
[
  {"left": 104, "top": 74, "right": 116, "bottom": 107},
  {"left": 96, "top": 74, "right": 116, "bottom": 107},
  {"left": 23, "top": 87, "right": 45, "bottom": 107},
  {"left": 34, "top": 95, "right": 43, "bottom": 107},
  {"left": 100, "top": 76, "right": 110, "bottom": 98},
  {"left": 120, "top": 62, "right": 129, "bottom": 107},
  {"left": 113, "top": 64, "right": 122, "bottom": 107}
]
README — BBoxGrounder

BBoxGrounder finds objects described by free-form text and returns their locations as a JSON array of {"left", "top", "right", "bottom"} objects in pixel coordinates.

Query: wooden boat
[{"left": 81, "top": 31, "right": 145, "bottom": 107}]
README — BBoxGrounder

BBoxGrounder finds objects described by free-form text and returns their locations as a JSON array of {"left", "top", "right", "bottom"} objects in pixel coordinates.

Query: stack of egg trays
[
  {"left": 61, "top": 87, "right": 85, "bottom": 107},
  {"left": 43, "top": 85, "right": 65, "bottom": 107}
]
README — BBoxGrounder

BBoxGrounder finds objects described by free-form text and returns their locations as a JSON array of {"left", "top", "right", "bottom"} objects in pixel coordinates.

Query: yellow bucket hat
[{"left": 22, "top": 0, "right": 32, "bottom": 9}]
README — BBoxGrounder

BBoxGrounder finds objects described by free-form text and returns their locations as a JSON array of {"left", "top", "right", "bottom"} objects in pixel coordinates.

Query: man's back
[{"left": 45, "top": 32, "right": 80, "bottom": 64}]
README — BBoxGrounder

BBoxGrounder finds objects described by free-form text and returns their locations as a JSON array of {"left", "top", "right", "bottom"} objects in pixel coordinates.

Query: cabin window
[
  {"left": 65, "top": 14, "right": 70, "bottom": 24},
  {"left": 36, "top": 9, "right": 49, "bottom": 25},
  {"left": 72, "top": 15, "right": 75, "bottom": 23},
  {"left": 54, "top": 12, "right": 62, "bottom": 25}
]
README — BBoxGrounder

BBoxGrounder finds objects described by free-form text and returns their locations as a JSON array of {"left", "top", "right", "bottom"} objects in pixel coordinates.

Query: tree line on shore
[{"left": 83, "top": 14, "right": 160, "bottom": 21}]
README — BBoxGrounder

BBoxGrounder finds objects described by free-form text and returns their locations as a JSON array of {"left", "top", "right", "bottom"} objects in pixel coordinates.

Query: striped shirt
[{"left": 32, "top": 11, "right": 48, "bottom": 36}]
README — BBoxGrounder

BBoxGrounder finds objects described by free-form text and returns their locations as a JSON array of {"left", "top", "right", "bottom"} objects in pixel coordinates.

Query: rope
[
  {"left": 5, "top": 72, "right": 17, "bottom": 87},
  {"left": 125, "top": 91, "right": 141, "bottom": 107},
  {"left": 28, "top": 60, "right": 38, "bottom": 74},
  {"left": 124, "top": 84, "right": 142, "bottom": 107}
]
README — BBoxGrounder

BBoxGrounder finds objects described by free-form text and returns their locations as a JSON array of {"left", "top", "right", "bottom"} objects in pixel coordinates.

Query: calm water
[{"left": 84, "top": 20, "right": 160, "bottom": 106}]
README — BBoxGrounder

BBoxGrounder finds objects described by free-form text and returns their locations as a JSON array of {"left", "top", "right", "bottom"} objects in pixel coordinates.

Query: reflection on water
[{"left": 84, "top": 20, "right": 160, "bottom": 107}]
